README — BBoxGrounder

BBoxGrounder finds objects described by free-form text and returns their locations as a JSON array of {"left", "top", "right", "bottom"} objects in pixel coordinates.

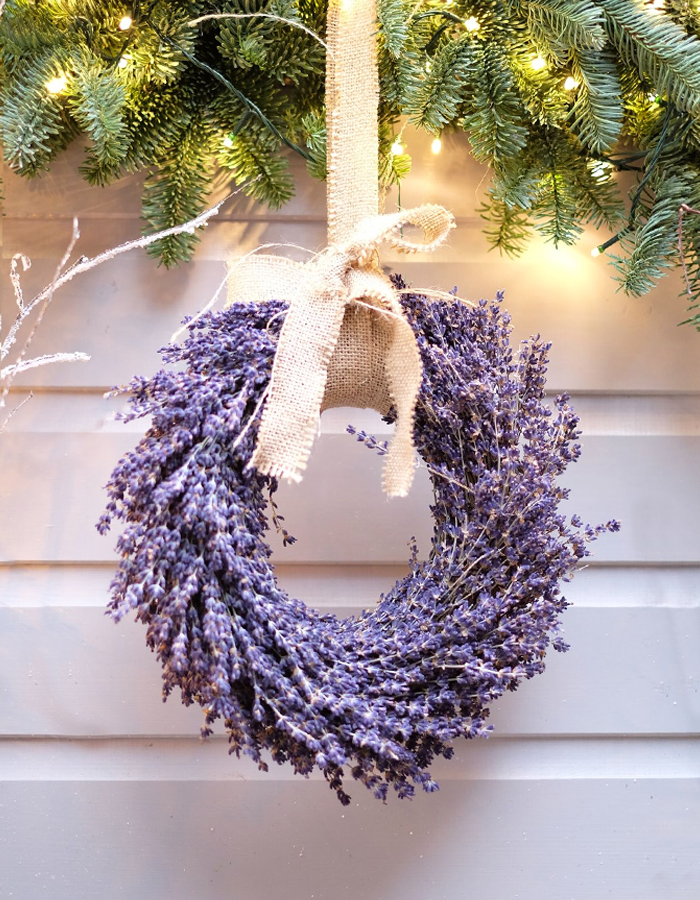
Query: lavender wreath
[{"left": 99, "top": 281, "right": 617, "bottom": 805}]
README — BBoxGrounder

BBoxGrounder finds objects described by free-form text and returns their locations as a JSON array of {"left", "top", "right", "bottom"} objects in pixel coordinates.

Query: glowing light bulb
[
  {"left": 425, "top": 60, "right": 432, "bottom": 73},
  {"left": 391, "top": 140, "right": 404, "bottom": 156},
  {"left": 464, "top": 17, "right": 480, "bottom": 32},
  {"left": 564, "top": 76, "right": 578, "bottom": 91},
  {"left": 652, "top": 0, "right": 665, "bottom": 9},
  {"left": 119, "top": 15, "right": 133, "bottom": 30},
  {"left": 46, "top": 75, "right": 67, "bottom": 94},
  {"left": 431, "top": 136, "right": 442, "bottom": 155},
  {"left": 531, "top": 56, "right": 547, "bottom": 72},
  {"left": 223, "top": 136, "right": 234, "bottom": 148},
  {"left": 591, "top": 246, "right": 601, "bottom": 258},
  {"left": 118, "top": 54, "right": 131, "bottom": 69},
  {"left": 590, "top": 160, "right": 612, "bottom": 178},
  {"left": 648, "top": 92, "right": 659, "bottom": 102}
]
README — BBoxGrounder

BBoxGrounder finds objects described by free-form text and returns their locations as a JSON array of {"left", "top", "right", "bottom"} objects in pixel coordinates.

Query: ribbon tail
[
  {"left": 381, "top": 312, "right": 421, "bottom": 497},
  {"left": 345, "top": 268, "right": 421, "bottom": 497},
  {"left": 250, "top": 260, "right": 348, "bottom": 483}
]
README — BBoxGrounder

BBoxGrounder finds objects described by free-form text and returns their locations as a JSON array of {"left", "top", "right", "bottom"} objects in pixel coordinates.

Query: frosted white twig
[
  {"left": 10, "top": 254, "right": 31, "bottom": 311},
  {"left": 188, "top": 12, "right": 329, "bottom": 52},
  {"left": 0, "top": 192, "right": 231, "bottom": 431},
  {"left": 1, "top": 352, "right": 91, "bottom": 380},
  {"left": 1, "top": 197, "right": 228, "bottom": 362},
  {"left": 171, "top": 270, "right": 229, "bottom": 343},
  {"left": 1, "top": 218, "right": 84, "bottom": 418},
  {"left": 0, "top": 391, "right": 32, "bottom": 437}
]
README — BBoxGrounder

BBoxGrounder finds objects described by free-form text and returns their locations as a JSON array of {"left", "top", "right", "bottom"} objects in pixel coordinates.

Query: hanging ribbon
[{"left": 227, "top": 0, "right": 454, "bottom": 497}]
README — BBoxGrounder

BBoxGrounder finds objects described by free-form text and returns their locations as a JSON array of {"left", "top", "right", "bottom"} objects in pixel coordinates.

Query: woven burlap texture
[{"left": 226, "top": 0, "right": 454, "bottom": 496}]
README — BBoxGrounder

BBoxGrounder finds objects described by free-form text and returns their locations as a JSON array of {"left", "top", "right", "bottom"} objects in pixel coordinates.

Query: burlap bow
[
  {"left": 227, "top": 204, "right": 454, "bottom": 496},
  {"left": 226, "top": 0, "right": 455, "bottom": 497}
]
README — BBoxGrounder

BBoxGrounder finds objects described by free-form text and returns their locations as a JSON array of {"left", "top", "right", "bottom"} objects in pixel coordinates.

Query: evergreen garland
[{"left": 2, "top": 1, "right": 700, "bottom": 325}]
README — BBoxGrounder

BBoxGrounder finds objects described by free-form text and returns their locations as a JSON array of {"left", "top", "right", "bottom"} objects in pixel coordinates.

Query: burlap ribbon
[{"left": 226, "top": 0, "right": 454, "bottom": 497}]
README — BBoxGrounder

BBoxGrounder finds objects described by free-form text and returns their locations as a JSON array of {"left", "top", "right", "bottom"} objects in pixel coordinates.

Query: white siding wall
[{"left": 1, "top": 129, "right": 698, "bottom": 899}]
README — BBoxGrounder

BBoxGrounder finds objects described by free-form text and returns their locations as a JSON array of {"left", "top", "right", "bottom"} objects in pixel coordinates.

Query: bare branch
[
  {"left": 1, "top": 197, "right": 228, "bottom": 361},
  {"left": 170, "top": 270, "right": 229, "bottom": 343},
  {"left": 0, "top": 218, "right": 82, "bottom": 412},
  {"left": 9, "top": 254, "right": 31, "bottom": 312},
  {"left": 2, "top": 352, "right": 90, "bottom": 381},
  {"left": 0, "top": 392, "right": 33, "bottom": 438},
  {"left": 0, "top": 187, "right": 238, "bottom": 433}
]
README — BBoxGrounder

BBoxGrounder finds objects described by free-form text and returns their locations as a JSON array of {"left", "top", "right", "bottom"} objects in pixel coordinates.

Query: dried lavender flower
[{"left": 98, "top": 281, "right": 618, "bottom": 805}]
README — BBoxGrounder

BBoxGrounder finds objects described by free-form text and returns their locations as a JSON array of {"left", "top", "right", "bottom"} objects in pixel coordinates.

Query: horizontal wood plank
[
  {"left": 0, "top": 777, "right": 697, "bottom": 900},
  {"left": 0, "top": 127, "right": 491, "bottom": 222},
  {"left": 5, "top": 391, "right": 700, "bottom": 435},
  {"left": 1, "top": 735, "right": 698, "bottom": 781},
  {"left": 1, "top": 562, "right": 698, "bottom": 610},
  {"left": 0, "top": 432, "right": 697, "bottom": 563},
  {"left": 0, "top": 606, "right": 697, "bottom": 737}
]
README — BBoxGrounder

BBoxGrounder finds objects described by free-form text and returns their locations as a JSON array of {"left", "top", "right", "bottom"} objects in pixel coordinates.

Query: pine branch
[
  {"left": 68, "top": 57, "right": 130, "bottom": 185},
  {"left": 526, "top": 0, "right": 607, "bottom": 60},
  {"left": 568, "top": 48, "right": 623, "bottom": 154},
  {"left": 377, "top": 0, "right": 410, "bottom": 59},
  {"left": 600, "top": 0, "right": 700, "bottom": 115},
  {"left": 0, "top": 49, "right": 76, "bottom": 174},
  {"left": 481, "top": 196, "right": 533, "bottom": 257},
  {"left": 300, "top": 109, "right": 327, "bottom": 180},
  {"left": 408, "top": 34, "right": 476, "bottom": 132},
  {"left": 219, "top": 125, "right": 294, "bottom": 209},
  {"left": 677, "top": 202, "right": 700, "bottom": 329},
  {"left": 572, "top": 160, "right": 626, "bottom": 231},
  {"left": 142, "top": 117, "right": 217, "bottom": 266},
  {"left": 461, "top": 44, "right": 528, "bottom": 166},
  {"left": 532, "top": 129, "right": 583, "bottom": 246},
  {"left": 610, "top": 169, "right": 692, "bottom": 295}
]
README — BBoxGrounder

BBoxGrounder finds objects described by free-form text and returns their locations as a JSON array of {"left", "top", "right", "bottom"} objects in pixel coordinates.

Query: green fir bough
[{"left": 2, "top": 0, "right": 700, "bottom": 326}]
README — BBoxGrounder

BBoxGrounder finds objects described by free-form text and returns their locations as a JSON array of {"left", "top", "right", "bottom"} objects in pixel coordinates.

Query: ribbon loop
[{"left": 346, "top": 204, "right": 455, "bottom": 259}]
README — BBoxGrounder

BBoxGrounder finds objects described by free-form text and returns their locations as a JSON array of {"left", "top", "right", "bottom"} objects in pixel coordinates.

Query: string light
[
  {"left": 431, "top": 136, "right": 442, "bottom": 155},
  {"left": 591, "top": 233, "right": 623, "bottom": 257},
  {"left": 564, "top": 76, "right": 579, "bottom": 91},
  {"left": 118, "top": 15, "right": 133, "bottom": 30},
  {"left": 223, "top": 136, "right": 234, "bottom": 148},
  {"left": 390, "top": 139, "right": 404, "bottom": 156},
  {"left": 590, "top": 160, "right": 612, "bottom": 178},
  {"left": 118, "top": 54, "right": 131, "bottom": 69},
  {"left": 531, "top": 56, "right": 547, "bottom": 72},
  {"left": 652, "top": 0, "right": 665, "bottom": 8},
  {"left": 464, "top": 17, "right": 480, "bottom": 32},
  {"left": 46, "top": 75, "right": 67, "bottom": 94}
]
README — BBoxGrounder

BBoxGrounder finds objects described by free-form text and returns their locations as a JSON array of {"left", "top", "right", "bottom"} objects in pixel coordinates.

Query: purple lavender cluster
[{"left": 98, "top": 284, "right": 617, "bottom": 805}]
